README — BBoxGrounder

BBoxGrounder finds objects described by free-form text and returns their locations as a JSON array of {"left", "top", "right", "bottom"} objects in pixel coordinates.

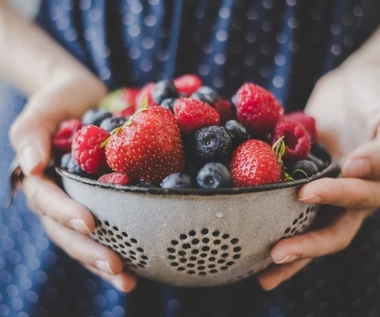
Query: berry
[
  {"left": 72, "top": 125, "right": 110, "bottom": 174},
  {"left": 53, "top": 119, "right": 82, "bottom": 154},
  {"left": 195, "top": 126, "right": 232, "bottom": 165},
  {"left": 285, "top": 111, "right": 317, "bottom": 142},
  {"left": 224, "top": 120, "right": 249, "bottom": 148},
  {"left": 311, "top": 143, "right": 331, "bottom": 163},
  {"left": 230, "top": 140, "right": 282, "bottom": 187},
  {"left": 60, "top": 153, "right": 72, "bottom": 170},
  {"left": 307, "top": 154, "right": 325, "bottom": 171},
  {"left": 160, "top": 173, "right": 193, "bottom": 188},
  {"left": 135, "top": 82, "right": 155, "bottom": 108},
  {"left": 214, "top": 99, "right": 235, "bottom": 123},
  {"left": 98, "top": 173, "right": 130, "bottom": 185},
  {"left": 174, "top": 74, "right": 202, "bottom": 96},
  {"left": 235, "top": 83, "right": 283, "bottom": 134},
  {"left": 67, "top": 156, "right": 88, "bottom": 176},
  {"left": 136, "top": 181, "right": 157, "bottom": 188},
  {"left": 160, "top": 98, "right": 177, "bottom": 112},
  {"left": 124, "top": 88, "right": 140, "bottom": 108},
  {"left": 288, "top": 160, "right": 319, "bottom": 180},
  {"left": 173, "top": 98, "right": 220, "bottom": 134},
  {"left": 82, "top": 108, "right": 112, "bottom": 126},
  {"left": 152, "top": 80, "right": 179, "bottom": 104},
  {"left": 272, "top": 119, "right": 311, "bottom": 162},
  {"left": 105, "top": 105, "right": 184, "bottom": 183},
  {"left": 191, "top": 86, "right": 220, "bottom": 106},
  {"left": 100, "top": 117, "right": 126, "bottom": 132},
  {"left": 197, "top": 163, "right": 233, "bottom": 189}
]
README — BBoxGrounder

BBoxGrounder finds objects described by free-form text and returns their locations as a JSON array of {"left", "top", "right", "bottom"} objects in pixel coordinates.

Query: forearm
[{"left": 0, "top": 2, "right": 106, "bottom": 99}]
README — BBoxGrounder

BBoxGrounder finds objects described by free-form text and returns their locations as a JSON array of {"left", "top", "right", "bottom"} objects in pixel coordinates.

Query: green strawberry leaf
[
  {"left": 283, "top": 171, "right": 294, "bottom": 181},
  {"left": 100, "top": 137, "right": 110, "bottom": 148},
  {"left": 272, "top": 136, "right": 286, "bottom": 165}
]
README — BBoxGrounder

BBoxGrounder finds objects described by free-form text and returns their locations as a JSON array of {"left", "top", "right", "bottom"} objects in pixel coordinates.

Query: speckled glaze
[{"left": 57, "top": 163, "right": 340, "bottom": 287}]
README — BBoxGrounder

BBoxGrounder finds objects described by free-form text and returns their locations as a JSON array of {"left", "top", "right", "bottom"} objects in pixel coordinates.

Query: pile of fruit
[{"left": 53, "top": 74, "right": 331, "bottom": 189}]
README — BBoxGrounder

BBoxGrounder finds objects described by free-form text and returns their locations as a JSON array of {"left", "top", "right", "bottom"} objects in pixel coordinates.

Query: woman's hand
[
  {"left": 9, "top": 77, "right": 136, "bottom": 293},
  {"left": 258, "top": 29, "right": 380, "bottom": 291}
]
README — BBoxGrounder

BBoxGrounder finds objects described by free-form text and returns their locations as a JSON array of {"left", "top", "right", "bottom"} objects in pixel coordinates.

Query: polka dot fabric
[{"left": 1, "top": 0, "right": 380, "bottom": 316}]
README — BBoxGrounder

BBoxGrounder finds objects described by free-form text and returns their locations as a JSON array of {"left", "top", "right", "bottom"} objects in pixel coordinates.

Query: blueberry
[
  {"left": 197, "top": 86, "right": 220, "bottom": 101},
  {"left": 195, "top": 126, "right": 232, "bottom": 165},
  {"left": 136, "top": 182, "right": 157, "bottom": 188},
  {"left": 160, "top": 98, "right": 177, "bottom": 112},
  {"left": 152, "top": 80, "right": 179, "bottom": 104},
  {"left": 191, "top": 91, "right": 215, "bottom": 106},
  {"left": 307, "top": 154, "right": 325, "bottom": 171},
  {"left": 160, "top": 173, "right": 193, "bottom": 189},
  {"left": 289, "top": 160, "right": 319, "bottom": 180},
  {"left": 60, "top": 153, "right": 72, "bottom": 170},
  {"left": 82, "top": 108, "right": 112, "bottom": 126},
  {"left": 311, "top": 143, "right": 331, "bottom": 163},
  {"left": 67, "top": 157, "right": 88, "bottom": 177},
  {"left": 224, "top": 120, "right": 249, "bottom": 148},
  {"left": 197, "top": 163, "right": 233, "bottom": 189},
  {"left": 100, "top": 117, "right": 126, "bottom": 132},
  {"left": 231, "top": 94, "right": 237, "bottom": 106}
]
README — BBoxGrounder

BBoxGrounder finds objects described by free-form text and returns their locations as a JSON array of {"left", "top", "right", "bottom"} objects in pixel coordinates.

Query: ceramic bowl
[{"left": 57, "top": 163, "right": 340, "bottom": 287}]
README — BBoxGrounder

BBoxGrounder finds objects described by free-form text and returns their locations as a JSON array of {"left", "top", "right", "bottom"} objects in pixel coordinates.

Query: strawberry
[
  {"left": 105, "top": 106, "right": 184, "bottom": 183},
  {"left": 285, "top": 111, "right": 317, "bottom": 143},
  {"left": 112, "top": 87, "right": 140, "bottom": 117},
  {"left": 135, "top": 82, "right": 155, "bottom": 108},
  {"left": 272, "top": 119, "right": 311, "bottom": 162},
  {"left": 72, "top": 125, "right": 110, "bottom": 174},
  {"left": 174, "top": 74, "right": 202, "bottom": 96},
  {"left": 53, "top": 119, "right": 82, "bottom": 154},
  {"left": 230, "top": 139, "right": 282, "bottom": 187},
  {"left": 173, "top": 98, "right": 220, "bottom": 134},
  {"left": 235, "top": 83, "right": 283, "bottom": 134},
  {"left": 214, "top": 99, "right": 235, "bottom": 124},
  {"left": 98, "top": 173, "right": 130, "bottom": 185}
]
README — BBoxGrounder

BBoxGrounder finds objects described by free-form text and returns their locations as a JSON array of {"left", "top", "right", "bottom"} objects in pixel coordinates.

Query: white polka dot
[
  {"left": 276, "top": 33, "right": 287, "bottom": 44},
  {"left": 213, "top": 77, "right": 224, "bottom": 88},
  {"left": 286, "top": 0, "right": 296, "bottom": 6},
  {"left": 262, "top": 21, "right": 272, "bottom": 32},
  {"left": 129, "top": 47, "right": 140, "bottom": 59},
  {"left": 247, "top": 9, "right": 258, "bottom": 20},
  {"left": 260, "top": 44, "right": 271, "bottom": 55},
  {"left": 198, "top": 64, "right": 210, "bottom": 76},
  {"left": 330, "top": 24, "right": 341, "bottom": 35},
  {"left": 35, "top": 271, "right": 47, "bottom": 284},
  {"left": 157, "top": 50, "right": 169, "bottom": 62},
  {"left": 353, "top": 6, "right": 364, "bottom": 17},
  {"left": 287, "top": 17, "right": 298, "bottom": 29},
  {"left": 273, "top": 76, "right": 284, "bottom": 88},
  {"left": 100, "top": 67, "right": 111, "bottom": 80},
  {"left": 274, "top": 54, "right": 286, "bottom": 66},
  {"left": 27, "top": 257, "right": 40, "bottom": 270},
  {"left": 128, "top": 25, "right": 141, "bottom": 37},
  {"left": 112, "top": 306, "right": 125, "bottom": 317},
  {"left": 18, "top": 312, "right": 29, "bottom": 317},
  {"left": 26, "top": 291, "right": 38, "bottom": 304},
  {"left": 219, "top": 7, "right": 231, "bottom": 19},
  {"left": 101, "top": 312, "right": 113, "bottom": 317},
  {"left": 2, "top": 237, "right": 14, "bottom": 251},
  {"left": 244, "top": 55, "right": 255, "bottom": 66},
  {"left": 193, "top": 7, "right": 205, "bottom": 19},
  {"left": 148, "top": 0, "right": 160, "bottom": 5},
  {"left": 89, "top": 8, "right": 102, "bottom": 21},
  {"left": 51, "top": 8, "right": 63, "bottom": 20},
  {"left": 144, "top": 15, "right": 157, "bottom": 27},
  {"left": 130, "top": 2, "right": 143, "bottom": 14},
  {"left": 202, "top": 43, "right": 213, "bottom": 54},
  {"left": 8, "top": 250, "right": 21, "bottom": 265},
  {"left": 140, "top": 60, "right": 152, "bottom": 72},
  {"left": 56, "top": 18, "right": 70, "bottom": 31},
  {"left": 64, "top": 28, "right": 78, "bottom": 42},
  {"left": 263, "top": 0, "right": 273, "bottom": 9},
  {"left": 12, "top": 298, "right": 23, "bottom": 310},
  {"left": 84, "top": 28, "right": 97, "bottom": 41},
  {"left": 7, "top": 284, "right": 19, "bottom": 297},
  {"left": 20, "top": 277, "right": 32, "bottom": 290},
  {"left": 214, "top": 53, "right": 226, "bottom": 65},
  {"left": 216, "top": 30, "right": 228, "bottom": 42},
  {"left": 245, "top": 32, "right": 256, "bottom": 43},
  {"left": 142, "top": 37, "right": 155, "bottom": 49},
  {"left": 123, "top": 14, "right": 135, "bottom": 26},
  {"left": 331, "top": 44, "right": 342, "bottom": 56},
  {"left": 0, "top": 306, "right": 9, "bottom": 316},
  {"left": 79, "top": 0, "right": 91, "bottom": 11},
  {"left": 94, "top": 295, "right": 106, "bottom": 307},
  {"left": 98, "top": 46, "right": 110, "bottom": 58}
]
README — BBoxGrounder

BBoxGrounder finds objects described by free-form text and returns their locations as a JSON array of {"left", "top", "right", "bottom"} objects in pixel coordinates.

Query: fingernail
[
  {"left": 95, "top": 260, "right": 115, "bottom": 274},
  {"left": 69, "top": 219, "right": 91, "bottom": 234},
  {"left": 20, "top": 145, "right": 43, "bottom": 175},
  {"left": 266, "top": 282, "right": 278, "bottom": 291},
  {"left": 299, "top": 194, "right": 321, "bottom": 203},
  {"left": 273, "top": 254, "right": 298, "bottom": 264},
  {"left": 342, "top": 159, "right": 370, "bottom": 177}
]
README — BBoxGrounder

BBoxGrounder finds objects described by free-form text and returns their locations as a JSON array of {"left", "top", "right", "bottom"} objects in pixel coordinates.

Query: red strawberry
[
  {"left": 72, "top": 125, "right": 110, "bottom": 174},
  {"left": 174, "top": 74, "right": 202, "bottom": 96},
  {"left": 285, "top": 111, "right": 317, "bottom": 143},
  {"left": 272, "top": 119, "right": 311, "bottom": 162},
  {"left": 135, "top": 82, "right": 155, "bottom": 108},
  {"left": 98, "top": 173, "right": 130, "bottom": 185},
  {"left": 230, "top": 140, "right": 282, "bottom": 187},
  {"left": 235, "top": 83, "right": 283, "bottom": 134},
  {"left": 214, "top": 99, "right": 235, "bottom": 123},
  {"left": 112, "top": 87, "right": 140, "bottom": 117},
  {"left": 53, "top": 119, "right": 82, "bottom": 154},
  {"left": 173, "top": 98, "right": 220, "bottom": 134},
  {"left": 105, "top": 106, "right": 184, "bottom": 183}
]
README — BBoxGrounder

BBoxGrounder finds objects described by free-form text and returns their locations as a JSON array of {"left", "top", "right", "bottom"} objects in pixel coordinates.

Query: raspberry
[
  {"left": 53, "top": 119, "right": 82, "bottom": 154},
  {"left": 72, "top": 125, "right": 110, "bottom": 174},
  {"left": 272, "top": 119, "right": 311, "bottom": 162},
  {"left": 285, "top": 111, "right": 317, "bottom": 143},
  {"left": 98, "top": 173, "right": 130, "bottom": 185},
  {"left": 235, "top": 83, "right": 283, "bottom": 134},
  {"left": 173, "top": 98, "right": 220, "bottom": 134},
  {"left": 214, "top": 99, "right": 235, "bottom": 123},
  {"left": 174, "top": 74, "right": 202, "bottom": 96}
]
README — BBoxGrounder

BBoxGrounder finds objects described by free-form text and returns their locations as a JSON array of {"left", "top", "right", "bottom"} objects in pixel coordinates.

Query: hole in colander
[
  {"left": 92, "top": 219, "right": 149, "bottom": 270},
  {"left": 167, "top": 229, "right": 241, "bottom": 276},
  {"left": 298, "top": 212, "right": 304, "bottom": 220}
]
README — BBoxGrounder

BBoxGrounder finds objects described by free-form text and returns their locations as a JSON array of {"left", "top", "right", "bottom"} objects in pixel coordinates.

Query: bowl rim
[{"left": 56, "top": 162, "right": 340, "bottom": 196}]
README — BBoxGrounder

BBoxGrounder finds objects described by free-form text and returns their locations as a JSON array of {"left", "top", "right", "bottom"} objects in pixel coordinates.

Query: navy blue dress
[{"left": 1, "top": 1, "right": 380, "bottom": 316}]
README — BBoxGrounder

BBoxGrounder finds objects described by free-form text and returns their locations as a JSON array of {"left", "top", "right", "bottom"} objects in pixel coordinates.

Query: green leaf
[
  {"left": 283, "top": 171, "right": 294, "bottom": 181},
  {"left": 100, "top": 137, "right": 110, "bottom": 148},
  {"left": 272, "top": 136, "right": 286, "bottom": 165}
]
